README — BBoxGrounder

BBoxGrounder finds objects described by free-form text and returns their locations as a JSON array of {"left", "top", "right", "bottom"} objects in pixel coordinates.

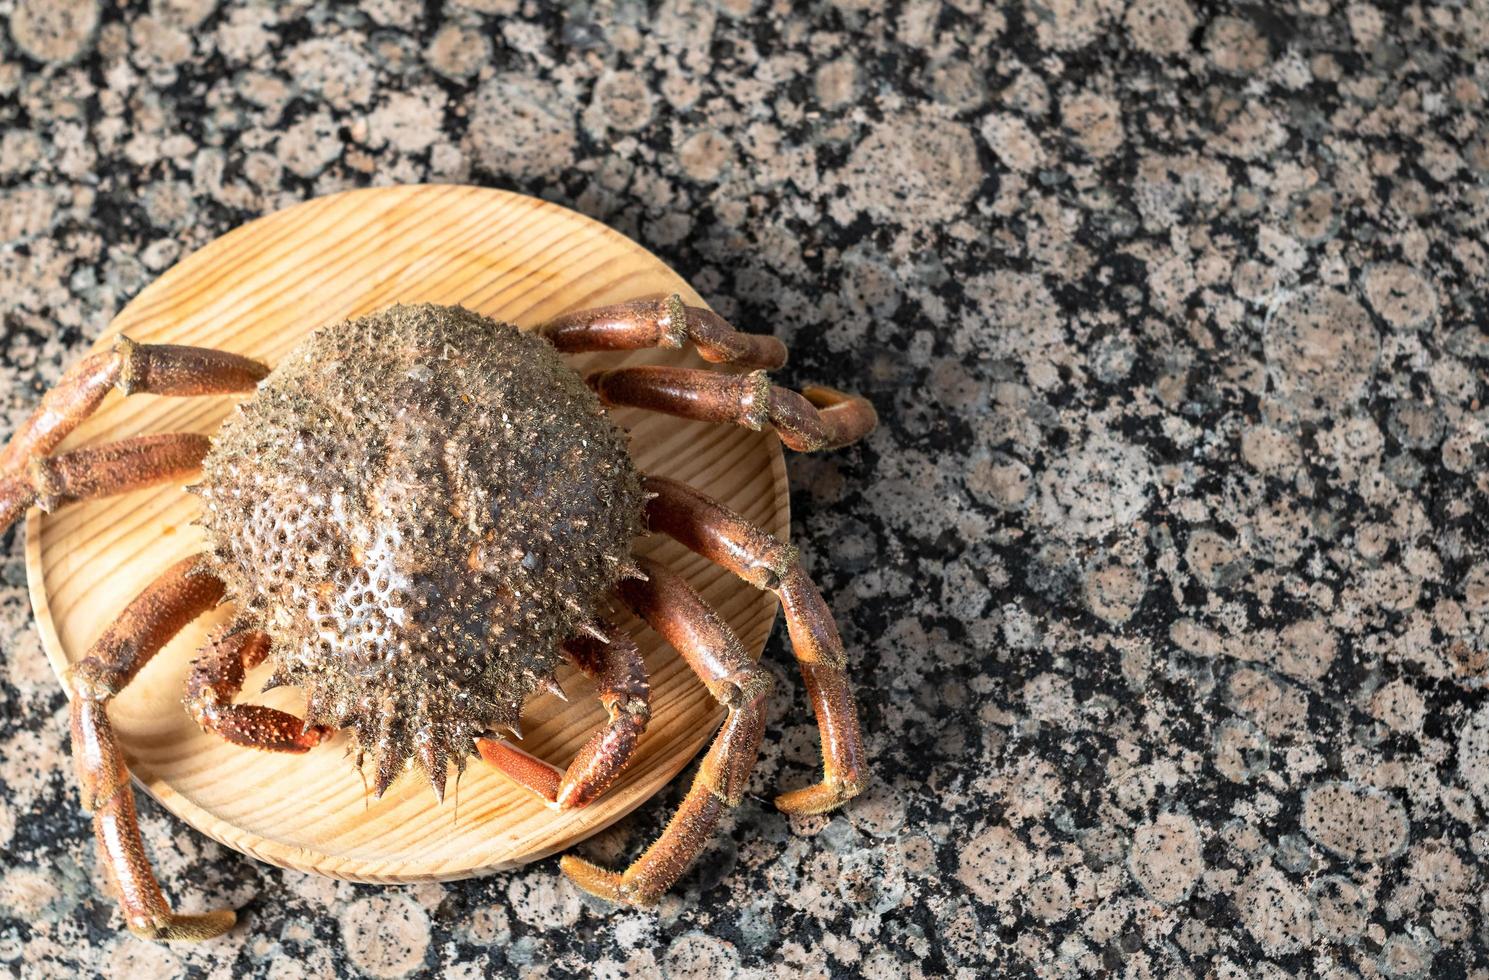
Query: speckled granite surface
[{"left": 2, "top": 0, "right": 1488, "bottom": 977}]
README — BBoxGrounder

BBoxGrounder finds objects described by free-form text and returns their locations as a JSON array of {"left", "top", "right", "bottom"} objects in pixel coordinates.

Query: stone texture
[
  {"left": 8, "top": 0, "right": 99, "bottom": 64},
  {"left": 1300, "top": 782, "right": 1410, "bottom": 863},
  {"left": 1, "top": 1, "right": 1488, "bottom": 977}
]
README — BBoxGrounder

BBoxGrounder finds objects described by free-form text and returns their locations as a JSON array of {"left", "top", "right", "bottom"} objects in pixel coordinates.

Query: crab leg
[
  {"left": 0, "top": 335, "right": 266, "bottom": 474},
  {"left": 561, "top": 557, "right": 772, "bottom": 906},
  {"left": 0, "top": 432, "right": 210, "bottom": 535},
  {"left": 67, "top": 555, "right": 236, "bottom": 942},
  {"left": 643, "top": 475, "right": 866, "bottom": 814},
  {"left": 586, "top": 367, "right": 876, "bottom": 452},
  {"left": 477, "top": 624, "right": 652, "bottom": 809},
  {"left": 184, "top": 627, "right": 329, "bottom": 753},
  {"left": 538, "top": 294, "right": 787, "bottom": 370}
]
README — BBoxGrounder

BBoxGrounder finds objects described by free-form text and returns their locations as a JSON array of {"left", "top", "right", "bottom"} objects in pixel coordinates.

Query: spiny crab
[{"left": 0, "top": 297, "right": 875, "bottom": 941}]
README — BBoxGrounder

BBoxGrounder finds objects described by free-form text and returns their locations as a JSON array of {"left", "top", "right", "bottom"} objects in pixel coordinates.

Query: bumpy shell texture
[{"left": 197, "top": 304, "right": 645, "bottom": 799}]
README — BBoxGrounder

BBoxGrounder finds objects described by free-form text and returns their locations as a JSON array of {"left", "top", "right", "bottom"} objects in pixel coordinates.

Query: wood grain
[{"left": 24, "top": 185, "right": 789, "bottom": 883}]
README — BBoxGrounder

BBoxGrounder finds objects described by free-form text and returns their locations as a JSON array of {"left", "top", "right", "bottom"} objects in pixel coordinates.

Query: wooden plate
[{"left": 24, "top": 184, "right": 788, "bottom": 882}]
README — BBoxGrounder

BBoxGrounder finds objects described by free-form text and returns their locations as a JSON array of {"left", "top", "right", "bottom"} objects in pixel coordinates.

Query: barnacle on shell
[{"left": 196, "top": 304, "right": 645, "bottom": 799}]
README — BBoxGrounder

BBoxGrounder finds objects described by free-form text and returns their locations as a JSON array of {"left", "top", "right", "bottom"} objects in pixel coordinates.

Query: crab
[{"left": 0, "top": 296, "right": 875, "bottom": 941}]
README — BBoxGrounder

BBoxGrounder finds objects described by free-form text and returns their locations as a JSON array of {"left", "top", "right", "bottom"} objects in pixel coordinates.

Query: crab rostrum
[{"left": 0, "top": 296, "right": 876, "bottom": 941}]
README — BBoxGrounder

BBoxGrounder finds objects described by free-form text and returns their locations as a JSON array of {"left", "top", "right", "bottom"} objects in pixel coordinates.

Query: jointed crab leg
[
  {"left": 67, "top": 555, "right": 236, "bottom": 941},
  {"left": 539, "top": 294, "right": 787, "bottom": 370},
  {"left": 642, "top": 476, "right": 866, "bottom": 814},
  {"left": 0, "top": 335, "right": 267, "bottom": 474},
  {"left": 477, "top": 624, "right": 652, "bottom": 809},
  {"left": 587, "top": 367, "right": 876, "bottom": 452},
  {"left": 0, "top": 432, "right": 210, "bottom": 534},
  {"left": 552, "top": 630, "right": 652, "bottom": 808},
  {"left": 561, "top": 557, "right": 772, "bottom": 905},
  {"left": 185, "top": 627, "right": 329, "bottom": 753}
]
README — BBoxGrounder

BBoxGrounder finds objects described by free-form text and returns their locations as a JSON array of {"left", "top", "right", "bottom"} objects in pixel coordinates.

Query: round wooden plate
[{"left": 25, "top": 184, "right": 788, "bottom": 882}]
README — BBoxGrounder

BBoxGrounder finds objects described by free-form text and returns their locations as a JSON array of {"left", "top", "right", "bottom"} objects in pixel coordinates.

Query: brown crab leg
[
  {"left": 0, "top": 432, "right": 210, "bottom": 534},
  {"left": 538, "top": 294, "right": 787, "bottom": 370},
  {"left": 552, "top": 630, "right": 652, "bottom": 808},
  {"left": 184, "top": 627, "right": 330, "bottom": 753},
  {"left": 67, "top": 555, "right": 236, "bottom": 942},
  {"left": 477, "top": 739, "right": 563, "bottom": 801},
  {"left": 586, "top": 367, "right": 876, "bottom": 452},
  {"left": 561, "top": 557, "right": 772, "bottom": 906},
  {"left": 643, "top": 476, "right": 866, "bottom": 814},
  {"left": 0, "top": 336, "right": 267, "bottom": 474},
  {"left": 477, "top": 624, "right": 652, "bottom": 809}
]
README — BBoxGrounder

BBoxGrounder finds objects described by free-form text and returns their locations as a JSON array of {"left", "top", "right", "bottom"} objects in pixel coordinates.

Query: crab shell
[{"left": 194, "top": 304, "right": 646, "bottom": 798}]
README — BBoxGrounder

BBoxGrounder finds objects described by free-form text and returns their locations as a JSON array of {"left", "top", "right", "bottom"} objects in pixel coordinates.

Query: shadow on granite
[{"left": 2, "top": 0, "right": 1488, "bottom": 977}]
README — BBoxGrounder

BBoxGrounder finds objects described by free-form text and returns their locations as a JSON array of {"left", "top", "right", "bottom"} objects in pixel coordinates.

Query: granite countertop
[{"left": 2, "top": 0, "right": 1488, "bottom": 977}]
